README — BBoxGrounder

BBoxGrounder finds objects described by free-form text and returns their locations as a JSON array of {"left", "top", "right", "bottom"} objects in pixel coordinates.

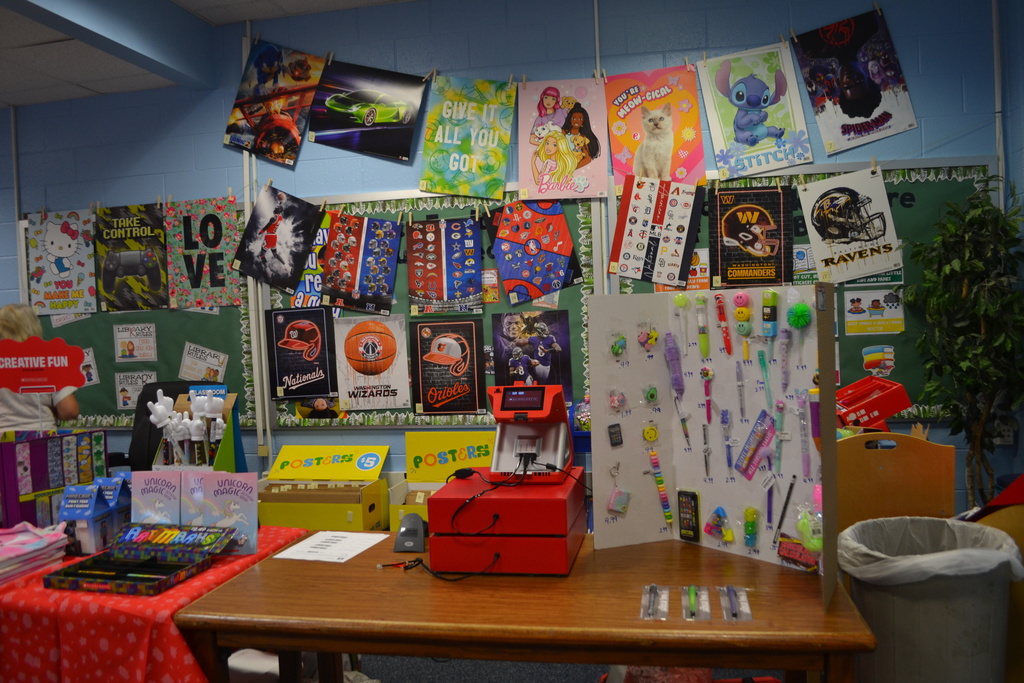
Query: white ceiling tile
[
  {"left": 0, "top": 83, "right": 96, "bottom": 107},
  {"left": 86, "top": 74, "right": 176, "bottom": 94}
]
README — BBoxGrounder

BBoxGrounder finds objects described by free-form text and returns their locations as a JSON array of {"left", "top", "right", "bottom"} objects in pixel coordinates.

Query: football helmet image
[
  {"left": 811, "top": 187, "right": 887, "bottom": 244},
  {"left": 720, "top": 205, "right": 780, "bottom": 257}
]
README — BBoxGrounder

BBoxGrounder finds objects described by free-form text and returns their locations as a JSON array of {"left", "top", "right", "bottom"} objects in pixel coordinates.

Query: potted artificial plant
[{"left": 903, "top": 177, "right": 1024, "bottom": 507}]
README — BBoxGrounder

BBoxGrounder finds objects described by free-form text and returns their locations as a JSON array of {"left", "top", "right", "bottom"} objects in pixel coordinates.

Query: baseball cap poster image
[
  {"left": 409, "top": 318, "right": 486, "bottom": 416},
  {"left": 265, "top": 307, "right": 338, "bottom": 402},
  {"left": 334, "top": 316, "right": 411, "bottom": 411}
]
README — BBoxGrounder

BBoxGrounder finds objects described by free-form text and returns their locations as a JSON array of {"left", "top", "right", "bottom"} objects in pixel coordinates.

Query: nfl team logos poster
[
  {"left": 265, "top": 307, "right": 338, "bottom": 402},
  {"left": 419, "top": 75, "right": 517, "bottom": 200},
  {"left": 491, "top": 310, "right": 574, "bottom": 405},
  {"left": 607, "top": 176, "right": 704, "bottom": 287},
  {"left": 25, "top": 209, "right": 96, "bottom": 315},
  {"left": 308, "top": 60, "right": 427, "bottom": 161},
  {"left": 492, "top": 200, "right": 584, "bottom": 306},
  {"left": 409, "top": 318, "right": 486, "bottom": 415},
  {"left": 224, "top": 40, "right": 326, "bottom": 166},
  {"left": 407, "top": 217, "right": 483, "bottom": 315},
  {"left": 603, "top": 65, "right": 705, "bottom": 191},
  {"left": 708, "top": 186, "right": 793, "bottom": 288},
  {"left": 95, "top": 203, "right": 169, "bottom": 311},
  {"left": 697, "top": 43, "right": 812, "bottom": 180},
  {"left": 334, "top": 315, "right": 411, "bottom": 412},
  {"left": 320, "top": 212, "right": 402, "bottom": 316},
  {"left": 165, "top": 196, "right": 245, "bottom": 309},
  {"left": 792, "top": 10, "right": 917, "bottom": 154},
  {"left": 797, "top": 168, "right": 901, "bottom": 283},
  {"left": 231, "top": 185, "right": 323, "bottom": 295},
  {"left": 517, "top": 78, "right": 609, "bottom": 200}
]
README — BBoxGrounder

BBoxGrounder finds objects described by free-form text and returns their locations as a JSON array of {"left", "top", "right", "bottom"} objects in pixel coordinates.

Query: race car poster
[
  {"left": 231, "top": 184, "right": 323, "bottom": 295},
  {"left": 409, "top": 318, "right": 486, "bottom": 415},
  {"left": 320, "top": 211, "right": 402, "bottom": 316},
  {"left": 419, "top": 75, "right": 517, "bottom": 200},
  {"left": 708, "top": 186, "right": 793, "bottom": 288},
  {"left": 224, "top": 40, "right": 326, "bottom": 166},
  {"left": 491, "top": 310, "right": 573, "bottom": 405},
  {"left": 25, "top": 208, "right": 97, "bottom": 315},
  {"left": 796, "top": 168, "right": 901, "bottom": 283},
  {"left": 406, "top": 217, "right": 483, "bottom": 315},
  {"left": 265, "top": 306, "right": 338, "bottom": 402},
  {"left": 95, "top": 203, "right": 169, "bottom": 311},
  {"left": 517, "top": 78, "right": 609, "bottom": 200},
  {"left": 492, "top": 200, "right": 584, "bottom": 306},
  {"left": 603, "top": 65, "right": 705, "bottom": 191},
  {"left": 792, "top": 10, "right": 917, "bottom": 154},
  {"left": 334, "top": 315, "right": 411, "bottom": 412},
  {"left": 607, "top": 175, "right": 704, "bottom": 287},
  {"left": 697, "top": 43, "right": 813, "bottom": 180},
  {"left": 165, "top": 196, "right": 245, "bottom": 309},
  {"left": 307, "top": 60, "right": 427, "bottom": 161}
]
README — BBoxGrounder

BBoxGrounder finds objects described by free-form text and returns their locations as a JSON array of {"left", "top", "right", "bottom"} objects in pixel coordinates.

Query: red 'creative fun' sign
[{"left": 0, "top": 336, "right": 85, "bottom": 393}]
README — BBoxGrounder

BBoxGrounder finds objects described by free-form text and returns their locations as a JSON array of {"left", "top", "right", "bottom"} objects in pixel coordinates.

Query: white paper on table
[{"left": 272, "top": 531, "right": 389, "bottom": 564}]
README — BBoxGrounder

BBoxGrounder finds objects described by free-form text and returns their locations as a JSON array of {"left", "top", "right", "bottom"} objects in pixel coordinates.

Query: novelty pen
[
  {"left": 714, "top": 293, "right": 733, "bottom": 355},
  {"left": 648, "top": 450, "right": 674, "bottom": 527},
  {"left": 797, "top": 390, "right": 812, "bottom": 478},
  {"left": 695, "top": 294, "right": 710, "bottom": 358},
  {"left": 702, "top": 424, "right": 711, "bottom": 478},
  {"left": 774, "top": 400, "right": 785, "bottom": 473},
  {"left": 758, "top": 349, "right": 773, "bottom": 409},
  {"left": 726, "top": 585, "right": 739, "bottom": 619},
  {"left": 733, "top": 291, "right": 752, "bottom": 360},
  {"left": 778, "top": 328, "right": 791, "bottom": 392},
  {"left": 721, "top": 409, "right": 733, "bottom": 469},
  {"left": 663, "top": 332, "right": 692, "bottom": 448},
  {"left": 700, "top": 366, "right": 714, "bottom": 424},
  {"left": 762, "top": 289, "right": 778, "bottom": 359},
  {"left": 674, "top": 293, "right": 690, "bottom": 356},
  {"left": 688, "top": 584, "right": 698, "bottom": 619},
  {"left": 773, "top": 474, "right": 797, "bottom": 545},
  {"left": 735, "top": 360, "right": 746, "bottom": 420}
]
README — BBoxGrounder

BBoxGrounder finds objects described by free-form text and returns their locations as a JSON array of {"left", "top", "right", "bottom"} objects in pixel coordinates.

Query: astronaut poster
[
  {"left": 231, "top": 185, "right": 323, "bottom": 295},
  {"left": 419, "top": 76, "right": 517, "bottom": 200},
  {"left": 409, "top": 318, "right": 487, "bottom": 415},
  {"left": 406, "top": 217, "right": 483, "bottom": 315},
  {"left": 517, "top": 78, "right": 609, "bottom": 200},
  {"left": 491, "top": 310, "right": 573, "bottom": 405},
  {"left": 796, "top": 168, "right": 901, "bottom": 283},
  {"left": 697, "top": 43, "right": 812, "bottom": 180},
  {"left": 224, "top": 40, "right": 326, "bottom": 166},
  {"left": 165, "top": 196, "right": 245, "bottom": 309},
  {"left": 265, "top": 306, "right": 338, "bottom": 402},
  {"left": 334, "top": 315, "right": 411, "bottom": 412},
  {"left": 708, "top": 186, "right": 793, "bottom": 288},
  {"left": 792, "top": 10, "right": 917, "bottom": 154},
  {"left": 603, "top": 65, "right": 705, "bottom": 191},
  {"left": 25, "top": 209, "right": 97, "bottom": 315},
  {"left": 95, "top": 203, "right": 169, "bottom": 311}
]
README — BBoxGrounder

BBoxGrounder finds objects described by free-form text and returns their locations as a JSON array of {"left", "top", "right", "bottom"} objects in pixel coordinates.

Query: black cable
[
  {"left": 448, "top": 458, "right": 528, "bottom": 535},
  {"left": 413, "top": 552, "right": 501, "bottom": 582},
  {"left": 542, "top": 462, "right": 592, "bottom": 492}
]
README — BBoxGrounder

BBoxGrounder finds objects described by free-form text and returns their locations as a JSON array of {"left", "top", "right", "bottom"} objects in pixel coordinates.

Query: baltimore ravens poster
[
  {"left": 797, "top": 168, "right": 901, "bottom": 283},
  {"left": 231, "top": 185, "right": 323, "bottom": 294},
  {"left": 308, "top": 61, "right": 426, "bottom": 162},
  {"left": 491, "top": 310, "right": 573, "bottom": 405},
  {"left": 334, "top": 315, "right": 411, "bottom": 411},
  {"left": 409, "top": 318, "right": 486, "bottom": 415},
  {"left": 265, "top": 306, "right": 338, "bottom": 402},
  {"left": 708, "top": 186, "right": 793, "bottom": 288}
]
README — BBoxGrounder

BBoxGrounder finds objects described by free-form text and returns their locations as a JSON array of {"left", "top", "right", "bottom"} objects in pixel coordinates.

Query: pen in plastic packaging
[
  {"left": 778, "top": 328, "right": 791, "bottom": 392},
  {"left": 758, "top": 349, "right": 773, "bottom": 409},
  {"left": 762, "top": 289, "right": 778, "bottom": 359},
  {"left": 664, "top": 332, "right": 691, "bottom": 448},
  {"left": 735, "top": 360, "right": 746, "bottom": 419},
  {"left": 695, "top": 294, "right": 710, "bottom": 358},
  {"left": 714, "top": 293, "right": 733, "bottom": 355},
  {"left": 688, "top": 584, "right": 698, "bottom": 618}
]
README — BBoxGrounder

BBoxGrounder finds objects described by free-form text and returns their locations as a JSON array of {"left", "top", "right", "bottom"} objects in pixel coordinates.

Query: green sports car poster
[
  {"left": 419, "top": 76, "right": 517, "bottom": 200},
  {"left": 308, "top": 61, "right": 427, "bottom": 161}
]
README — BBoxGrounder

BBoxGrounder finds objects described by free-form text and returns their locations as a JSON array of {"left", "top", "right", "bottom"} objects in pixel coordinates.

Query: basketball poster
[
  {"left": 708, "top": 186, "right": 793, "bottom": 288},
  {"left": 334, "top": 315, "right": 411, "bottom": 412},
  {"left": 265, "top": 307, "right": 338, "bottom": 402},
  {"left": 409, "top": 318, "right": 486, "bottom": 415}
]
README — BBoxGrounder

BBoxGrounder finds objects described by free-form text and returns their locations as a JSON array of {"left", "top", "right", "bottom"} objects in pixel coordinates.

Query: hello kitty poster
[
  {"left": 25, "top": 209, "right": 97, "bottom": 315},
  {"left": 603, "top": 66, "right": 705, "bottom": 193}
]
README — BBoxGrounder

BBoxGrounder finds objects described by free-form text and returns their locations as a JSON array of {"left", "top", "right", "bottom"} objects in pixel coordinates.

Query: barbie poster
[{"left": 517, "top": 78, "right": 609, "bottom": 200}]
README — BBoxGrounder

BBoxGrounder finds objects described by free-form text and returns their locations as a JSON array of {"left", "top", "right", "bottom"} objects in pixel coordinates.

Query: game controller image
[{"left": 102, "top": 248, "right": 163, "bottom": 292}]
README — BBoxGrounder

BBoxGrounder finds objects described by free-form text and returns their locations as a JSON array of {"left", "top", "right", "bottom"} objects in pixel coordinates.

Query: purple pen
[{"left": 767, "top": 484, "right": 774, "bottom": 524}]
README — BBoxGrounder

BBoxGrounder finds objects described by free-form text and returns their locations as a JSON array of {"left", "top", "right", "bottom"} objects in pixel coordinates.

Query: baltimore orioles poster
[
  {"left": 409, "top": 318, "right": 486, "bottom": 415},
  {"left": 708, "top": 186, "right": 793, "bottom": 288},
  {"left": 265, "top": 306, "right": 338, "bottom": 402}
]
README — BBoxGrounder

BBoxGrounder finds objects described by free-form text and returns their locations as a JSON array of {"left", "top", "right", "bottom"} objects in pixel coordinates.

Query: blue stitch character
[{"left": 714, "top": 60, "right": 787, "bottom": 147}]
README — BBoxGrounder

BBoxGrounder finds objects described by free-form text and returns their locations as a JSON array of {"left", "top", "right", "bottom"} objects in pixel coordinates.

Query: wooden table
[{"left": 174, "top": 535, "right": 875, "bottom": 683}]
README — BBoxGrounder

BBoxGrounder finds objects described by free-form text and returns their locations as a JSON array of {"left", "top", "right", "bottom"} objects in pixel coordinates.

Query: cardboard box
[
  {"left": 258, "top": 445, "right": 389, "bottom": 531},
  {"left": 389, "top": 431, "right": 494, "bottom": 531}
]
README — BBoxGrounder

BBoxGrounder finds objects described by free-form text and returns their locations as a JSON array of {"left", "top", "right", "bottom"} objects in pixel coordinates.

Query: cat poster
[
  {"left": 419, "top": 75, "right": 517, "bottom": 200},
  {"left": 697, "top": 43, "right": 813, "bottom": 180},
  {"left": 25, "top": 209, "right": 97, "bottom": 315},
  {"left": 319, "top": 212, "right": 402, "bottom": 316},
  {"left": 516, "top": 78, "right": 609, "bottom": 200},
  {"left": 603, "top": 65, "right": 705, "bottom": 192},
  {"left": 334, "top": 315, "right": 411, "bottom": 412},
  {"left": 792, "top": 10, "right": 917, "bottom": 154},
  {"left": 95, "top": 203, "right": 169, "bottom": 311},
  {"left": 607, "top": 175, "right": 705, "bottom": 287},
  {"left": 224, "top": 40, "right": 326, "bottom": 166},
  {"left": 164, "top": 196, "right": 245, "bottom": 309},
  {"left": 307, "top": 60, "right": 427, "bottom": 161},
  {"left": 230, "top": 184, "right": 323, "bottom": 295},
  {"left": 708, "top": 186, "right": 793, "bottom": 288},
  {"left": 409, "top": 317, "right": 487, "bottom": 415},
  {"left": 796, "top": 167, "right": 902, "bottom": 283},
  {"left": 406, "top": 216, "right": 483, "bottom": 315}
]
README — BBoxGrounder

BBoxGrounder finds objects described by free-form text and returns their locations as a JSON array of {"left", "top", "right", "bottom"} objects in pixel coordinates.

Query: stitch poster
[
  {"left": 517, "top": 78, "right": 609, "bottom": 200},
  {"left": 603, "top": 66, "right": 704, "bottom": 192},
  {"left": 697, "top": 43, "right": 813, "bottom": 180},
  {"left": 792, "top": 10, "right": 917, "bottom": 154},
  {"left": 419, "top": 76, "right": 517, "bottom": 200},
  {"left": 165, "top": 196, "right": 244, "bottom": 309},
  {"left": 25, "top": 209, "right": 97, "bottom": 315}
]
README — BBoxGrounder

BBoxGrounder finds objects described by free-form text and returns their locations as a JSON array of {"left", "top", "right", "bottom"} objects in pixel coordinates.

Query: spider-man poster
[
  {"left": 708, "top": 186, "right": 793, "bottom": 288},
  {"left": 409, "top": 318, "right": 486, "bottom": 415},
  {"left": 265, "top": 306, "right": 338, "bottom": 402}
]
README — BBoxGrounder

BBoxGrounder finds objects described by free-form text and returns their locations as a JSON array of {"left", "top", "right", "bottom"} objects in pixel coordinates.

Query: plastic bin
[{"left": 838, "top": 517, "right": 1024, "bottom": 683}]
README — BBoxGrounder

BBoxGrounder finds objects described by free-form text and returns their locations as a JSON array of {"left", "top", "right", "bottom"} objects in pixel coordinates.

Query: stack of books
[{"left": 0, "top": 521, "right": 69, "bottom": 585}]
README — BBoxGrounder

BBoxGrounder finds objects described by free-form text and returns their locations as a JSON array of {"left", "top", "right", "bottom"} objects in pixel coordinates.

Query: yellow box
[{"left": 259, "top": 445, "right": 389, "bottom": 531}]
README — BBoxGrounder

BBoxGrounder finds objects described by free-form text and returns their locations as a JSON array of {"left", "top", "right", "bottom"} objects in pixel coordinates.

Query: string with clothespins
[{"left": 422, "top": 68, "right": 437, "bottom": 82}]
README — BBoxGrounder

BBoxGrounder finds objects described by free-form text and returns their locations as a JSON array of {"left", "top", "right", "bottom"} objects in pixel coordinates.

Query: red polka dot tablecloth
[{"left": 0, "top": 525, "right": 305, "bottom": 683}]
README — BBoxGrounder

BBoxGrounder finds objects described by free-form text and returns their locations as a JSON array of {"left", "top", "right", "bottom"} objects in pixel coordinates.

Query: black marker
[{"left": 773, "top": 474, "right": 797, "bottom": 545}]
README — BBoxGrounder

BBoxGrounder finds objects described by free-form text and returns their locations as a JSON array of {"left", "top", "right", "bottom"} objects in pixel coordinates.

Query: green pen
[{"left": 688, "top": 584, "right": 698, "bottom": 618}]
